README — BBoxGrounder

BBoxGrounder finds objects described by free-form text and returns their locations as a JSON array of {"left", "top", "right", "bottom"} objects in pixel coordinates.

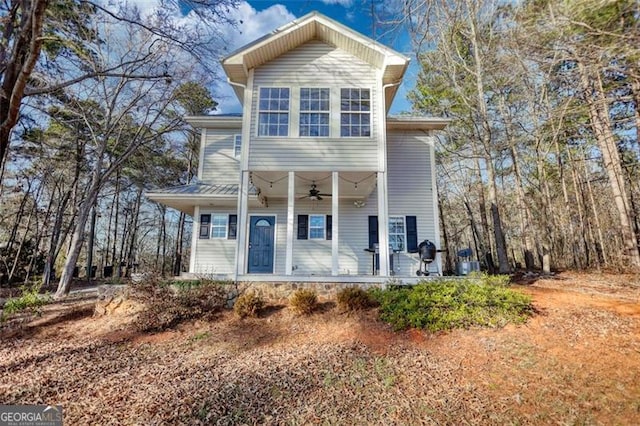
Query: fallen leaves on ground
[{"left": 1, "top": 271, "right": 639, "bottom": 425}]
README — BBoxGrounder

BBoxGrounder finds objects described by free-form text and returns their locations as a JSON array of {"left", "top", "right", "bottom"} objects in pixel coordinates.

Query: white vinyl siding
[
  {"left": 193, "top": 129, "right": 438, "bottom": 276},
  {"left": 193, "top": 208, "right": 237, "bottom": 274},
  {"left": 249, "top": 40, "right": 378, "bottom": 171},
  {"left": 200, "top": 129, "right": 241, "bottom": 183},
  {"left": 386, "top": 130, "right": 438, "bottom": 275}
]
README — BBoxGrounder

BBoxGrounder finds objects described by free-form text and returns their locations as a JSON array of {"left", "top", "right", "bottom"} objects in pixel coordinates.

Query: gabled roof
[{"left": 222, "top": 11, "right": 410, "bottom": 111}]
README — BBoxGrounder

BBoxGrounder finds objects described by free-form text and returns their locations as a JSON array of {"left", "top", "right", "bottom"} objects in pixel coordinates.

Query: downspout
[{"left": 228, "top": 78, "right": 248, "bottom": 285}]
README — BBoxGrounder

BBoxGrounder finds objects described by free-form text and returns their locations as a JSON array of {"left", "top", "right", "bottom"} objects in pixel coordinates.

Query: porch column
[
  {"left": 189, "top": 205, "right": 200, "bottom": 273},
  {"left": 377, "top": 171, "right": 390, "bottom": 276},
  {"left": 285, "top": 171, "right": 295, "bottom": 275},
  {"left": 235, "top": 170, "right": 250, "bottom": 277},
  {"left": 331, "top": 171, "right": 339, "bottom": 276}
]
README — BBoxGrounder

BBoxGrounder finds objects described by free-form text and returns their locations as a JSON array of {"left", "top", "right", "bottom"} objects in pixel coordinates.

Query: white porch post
[
  {"left": 331, "top": 171, "right": 339, "bottom": 276},
  {"left": 235, "top": 170, "right": 250, "bottom": 277},
  {"left": 377, "top": 172, "right": 390, "bottom": 276},
  {"left": 189, "top": 205, "right": 200, "bottom": 273},
  {"left": 234, "top": 69, "right": 253, "bottom": 279},
  {"left": 285, "top": 171, "right": 295, "bottom": 275}
]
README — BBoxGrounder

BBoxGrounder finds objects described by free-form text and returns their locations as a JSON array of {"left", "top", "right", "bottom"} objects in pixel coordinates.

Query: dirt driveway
[{"left": 1, "top": 272, "right": 639, "bottom": 425}]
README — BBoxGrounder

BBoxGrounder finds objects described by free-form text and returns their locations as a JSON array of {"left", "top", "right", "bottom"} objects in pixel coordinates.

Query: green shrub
[
  {"left": 336, "top": 286, "right": 376, "bottom": 311},
  {"left": 289, "top": 288, "right": 318, "bottom": 315},
  {"left": 369, "top": 275, "right": 533, "bottom": 332},
  {"left": 1, "top": 285, "right": 49, "bottom": 321},
  {"left": 133, "top": 278, "right": 232, "bottom": 331},
  {"left": 234, "top": 291, "right": 265, "bottom": 318}
]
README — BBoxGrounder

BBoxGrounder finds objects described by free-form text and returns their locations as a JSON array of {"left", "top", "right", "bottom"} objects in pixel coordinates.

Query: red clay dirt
[{"left": 0, "top": 271, "right": 639, "bottom": 424}]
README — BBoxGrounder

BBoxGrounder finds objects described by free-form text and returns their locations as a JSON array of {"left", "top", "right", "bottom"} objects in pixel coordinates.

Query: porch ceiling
[{"left": 250, "top": 171, "right": 377, "bottom": 200}]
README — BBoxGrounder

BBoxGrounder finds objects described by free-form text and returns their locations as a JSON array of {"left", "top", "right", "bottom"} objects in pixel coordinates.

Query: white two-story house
[{"left": 147, "top": 12, "right": 448, "bottom": 282}]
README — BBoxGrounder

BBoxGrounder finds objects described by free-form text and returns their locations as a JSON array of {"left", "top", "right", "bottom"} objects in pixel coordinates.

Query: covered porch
[{"left": 234, "top": 170, "right": 419, "bottom": 279}]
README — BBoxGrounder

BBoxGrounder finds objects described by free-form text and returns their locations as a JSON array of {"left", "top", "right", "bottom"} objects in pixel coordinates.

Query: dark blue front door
[{"left": 248, "top": 216, "right": 275, "bottom": 274}]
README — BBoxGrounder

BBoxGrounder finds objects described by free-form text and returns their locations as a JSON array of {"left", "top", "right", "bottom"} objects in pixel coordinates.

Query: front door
[{"left": 248, "top": 216, "right": 275, "bottom": 273}]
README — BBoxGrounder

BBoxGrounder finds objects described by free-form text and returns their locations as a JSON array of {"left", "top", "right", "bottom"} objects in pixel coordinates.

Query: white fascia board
[
  {"left": 386, "top": 116, "right": 451, "bottom": 131},
  {"left": 185, "top": 116, "right": 243, "bottom": 129}
]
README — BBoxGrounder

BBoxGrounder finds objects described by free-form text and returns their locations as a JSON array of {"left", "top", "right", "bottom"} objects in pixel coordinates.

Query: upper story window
[
  {"left": 340, "top": 88, "right": 371, "bottom": 137},
  {"left": 234, "top": 134, "right": 242, "bottom": 158},
  {"left": 299, "top": 88, "right": 330, "bottom": 137},
  {"left": 258, "top": 87, "right": 289, "bottom": 136}
]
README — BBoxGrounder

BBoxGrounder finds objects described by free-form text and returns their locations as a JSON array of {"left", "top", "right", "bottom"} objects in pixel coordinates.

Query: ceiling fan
[{"left": 298, "top": 183, "right": 331, "bottom": 201}]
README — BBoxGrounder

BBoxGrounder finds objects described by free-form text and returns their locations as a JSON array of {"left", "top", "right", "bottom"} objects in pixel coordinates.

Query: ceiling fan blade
[{"left": 318, "top": 193, "right": 332, "bottom": 197}]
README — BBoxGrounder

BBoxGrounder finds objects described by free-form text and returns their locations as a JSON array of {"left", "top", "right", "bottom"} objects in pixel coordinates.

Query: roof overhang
[
  {"left": 222, "top": 12, "right": 410, "bottom": 112},
  {"left": 146, "top": 183, "right": 264, "bottom": 215},
  {"left": 185, "top": 115, "right": 242, "bottom": 129},
  {"left": 386, "top": 116, "right": 451, "bottom": 131}
]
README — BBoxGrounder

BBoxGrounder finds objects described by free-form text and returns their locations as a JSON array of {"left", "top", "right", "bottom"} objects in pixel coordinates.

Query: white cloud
[{"left": 213, "top": 3, "right": 296, "bottom": 113}]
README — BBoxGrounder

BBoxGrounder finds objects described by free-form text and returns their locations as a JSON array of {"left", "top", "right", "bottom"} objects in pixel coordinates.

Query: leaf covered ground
[{"left": 1, "top": 271, "right": 639, "bottom": 425}]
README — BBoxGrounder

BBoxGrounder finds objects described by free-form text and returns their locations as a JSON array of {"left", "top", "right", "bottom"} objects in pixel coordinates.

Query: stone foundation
[{"left": 238, "top": 281, "right": 386, "bottom": 301}]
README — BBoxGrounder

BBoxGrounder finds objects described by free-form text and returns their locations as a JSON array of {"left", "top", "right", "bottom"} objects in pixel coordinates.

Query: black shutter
[
  {"left": 406, "top": 215, "right": 418, "bottom": 252},
  {"left": 199, "top": 214, "right": 211, "bottom": 239},
  {"left": 228, "top": 214, "right": 237, "bottom": 240},
  {"left": 297, "top": 215, "right": 308, "bottom": 239},
  {"left": 326, "top": 215, "right": 332, "bottom": 240},
  {"left": 368, "top": 216, "right": 378, "bottom": 249}
]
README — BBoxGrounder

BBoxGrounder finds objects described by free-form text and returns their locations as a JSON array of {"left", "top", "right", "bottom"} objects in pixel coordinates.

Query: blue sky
[{"left": 216, "top": 0, "right": 416, "bottom": 114}]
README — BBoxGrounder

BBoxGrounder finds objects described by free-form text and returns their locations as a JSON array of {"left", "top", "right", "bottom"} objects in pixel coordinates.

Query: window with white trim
[
  {"left": 234, "top": 134, "right": 242, "bottom": 158},
  {"left": 389, "top": 216, "right": 405, "bottom": 251},
  {"left": 309, "top": 214, "right": 326, "bottom": 239},
  {"left": 340, "top": 88, "right": 371, "bottom": 137},
  {"left": 299, "top": 88, "right": 330, "bottom": 137},
  {"left": 211, "top": 214, "right": 228, "bottom": 239},
  {"left": 258, "top": 87, "right": 289, "bottom": 136}
]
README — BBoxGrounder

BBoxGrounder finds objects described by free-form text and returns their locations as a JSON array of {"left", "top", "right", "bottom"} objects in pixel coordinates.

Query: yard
[{"left": 1, "top": 272, "right": 639, "bottom": 425}]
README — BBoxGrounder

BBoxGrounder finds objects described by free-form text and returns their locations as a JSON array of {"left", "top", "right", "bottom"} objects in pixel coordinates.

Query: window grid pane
[
  {"left": 300, "top": 88, "right": 330, "bottom": 137},
  {"left": 259, "top": 87, "right": 290, "bottom": 136},
  {"left": 234, "top": 135, "right": 241, "bottom": 157},
  {"left": 340, "top": 88, "right": 371, "bottom": 137},
  {"left": 211, "top": 214, "right": 228, "bottom": 239},
  {"left": 309, "top": 215, "right": 325, "bottom": 239},
  {"left": 389, "top": 217, "right": 405, "bottom": 251}
]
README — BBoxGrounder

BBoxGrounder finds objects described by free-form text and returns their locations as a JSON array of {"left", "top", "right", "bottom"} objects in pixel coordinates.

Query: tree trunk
[
  {"left": 54, "top": 146, "right": 107, "bottom": 298},
  {"left": 0, "top": 0, "right": 50, "bottom": 180},
  {"left": 161, "top": 207, "right": 167, "bottom": 276},
  {"left": 25, "top": 181, "right": 55, "bottom": 283},
  {"left": 498, "top": 93, "right": 535, "bottom": 270},
  {"left": 173, "top": 211, "right": 185, "bottom": 276},
  {"left": 438, "top": 197, "right": 454, "bottom": 274},
  {"left": 578, "top": 61, "right": 640, "bottom": 267},
  {"left": 464, "top": 0, "right": 509, "bottom": 273},
  {"left": 8, "top": 194, "right": 37, "bottom": 282},
  {"left": 631, "top": 77, "right": 640, "bottom": 158},
  {"left": 124, "top": 186, "right": 143, "bottom": 277}
]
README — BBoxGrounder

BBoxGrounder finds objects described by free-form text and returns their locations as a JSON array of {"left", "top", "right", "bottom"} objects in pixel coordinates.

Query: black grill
[{"left": 415, "top": 239, "right": 437, "bottom": 276}]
